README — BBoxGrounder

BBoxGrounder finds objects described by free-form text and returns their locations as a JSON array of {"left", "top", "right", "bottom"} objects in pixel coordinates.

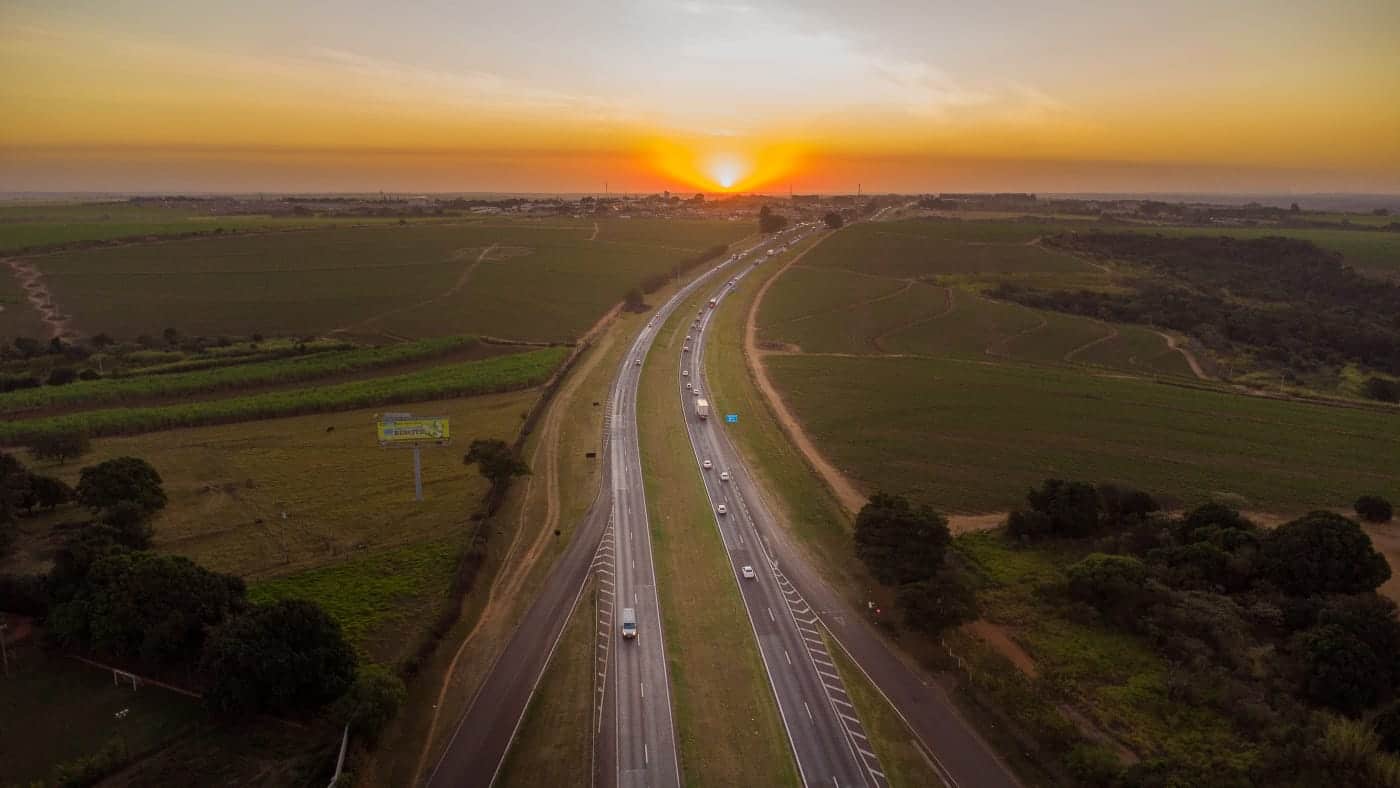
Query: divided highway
[
  {"left": 687, "top": 225, "right": 1022, "bottom": 788},
  {"left": 427, "top": 243, "right": 756, "bottom": 788},
  {"left": 677, "top": 226, "right": 881, "bottom": 788}
]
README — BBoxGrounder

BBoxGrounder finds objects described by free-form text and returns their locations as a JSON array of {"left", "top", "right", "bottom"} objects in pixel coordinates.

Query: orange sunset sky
[{"left": 2, "top": 0, "right": 1399, "bottom": 194}]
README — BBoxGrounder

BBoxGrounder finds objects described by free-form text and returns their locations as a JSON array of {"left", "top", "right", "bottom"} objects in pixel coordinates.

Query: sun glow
[{"left": 647, "top": 138, "right": 803, "bottom": 193}]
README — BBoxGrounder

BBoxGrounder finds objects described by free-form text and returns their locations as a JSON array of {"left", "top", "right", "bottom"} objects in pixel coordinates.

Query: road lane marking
[
  {"left": 784, "top": 649, "right": 792, "bottom": 665},
  {"left": 768, "top": 607, "right": 776, "bottom": 622},
  {"left": 805, "top": 702, "right": 814, "bottom": 722}
]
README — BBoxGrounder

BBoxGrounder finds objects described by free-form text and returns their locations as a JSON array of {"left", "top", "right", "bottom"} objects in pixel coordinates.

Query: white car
[
  {"left": 702, "top": 459, "right": 712, "bottom": 469},
  {"left": 720, "top": 471, "right": 730, "bottom": 482},
  {"left": 686, "top": 335, "right": 692, "bottom": 340},
  {"left": 682, "top": 370, "right": 689, "bottom": 376},
  {"left": 634, "top": 358, "right": 641, "bottom": 366},
  {"left": 692, "top": 389, "right": 701, "bottom": 397},
  {"left": 716, "top": 504, "right": 728, "bottom": 515},
  {"left": 683, "top": 346, "right": 690, "bottom": 352},
  {"left": 741, "top": 565, "right": 756, "bottom": 580}
]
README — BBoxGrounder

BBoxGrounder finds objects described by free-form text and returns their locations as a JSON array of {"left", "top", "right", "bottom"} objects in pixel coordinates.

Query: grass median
[{"left": 639, "top": 284, "right": 798, "bottom": 788}]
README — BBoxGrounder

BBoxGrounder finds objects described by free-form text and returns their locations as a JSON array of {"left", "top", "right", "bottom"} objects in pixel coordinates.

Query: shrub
[
  {"left": 29, "top": 474, "right": 73, "bottom": 510},
  {"left": 28, "top": 429, "right": 91, "bottom": 465},
  {"left": 101, "top": 501, "right": 154, "bottom": 549},
  {"left": 1356, "top": 496, "right": 1394, "bottom": 524},
  {"left": 46, "top": 367, "right": 78, "bottom": 386},
  {"left": 1365, "top": 377, "right": 1400, "bottom": 403},
  {"left": 1302, "top": 624, "right": 1388, "bottom": 715},
  {"left": 897, "top": 567, "right": 979, "bottom": 634},
  {"left": 334, "top": 664, "right": 407, "bottom": 746},
  {"left": 1068, "top": 553, "right": 1151, "bottom": 625}
]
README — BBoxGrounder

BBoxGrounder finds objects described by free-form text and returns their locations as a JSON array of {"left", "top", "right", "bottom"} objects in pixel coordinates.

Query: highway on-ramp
[{"left": 426, "top": 247, "right": 751, "bottom": 788}]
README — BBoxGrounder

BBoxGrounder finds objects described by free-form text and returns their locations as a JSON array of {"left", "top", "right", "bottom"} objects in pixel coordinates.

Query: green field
[
  {"left": 10, "top": 218, "right": 746, "bottom": 341},
  {"left": 765, "top": 353, "right": 1400, "bottom": 515},
  {"left": 0, "top": 334, "right": 494, "bottom": 415},
  {"left": 1, "top": 387, "right": 537, "bottom": 580},
  {"left": 0, "top": 345, "right": 565, "bottom": 443},
  {"left": 801, "top": 219, "right": 1091, "bottom": 278}
]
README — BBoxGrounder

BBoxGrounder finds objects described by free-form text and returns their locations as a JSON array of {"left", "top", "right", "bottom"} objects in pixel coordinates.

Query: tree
[
  {"left": 1068, "top": 553, "right": 1151, "bottom": 624},
  {"left": 1355, "top": 496, "right": 1394, "bottom": 524},
  {"left": 90, "top": 332, "right": 114, "bottom": 349},
  {"left": 47, "top": 550, "right": 246, "bottom": 666},
  {"left": 463, "top": 439, "right": 530, "bottom": 486},
  {"left": 758, "top": 205, "right": 788, "bottom": 234},
  {"left": 201, "top": 599, "right": 357, "bottom": 716},
  {"left": 1365, "top": 378, "right": 1399, "bottom": 403},
  {"left": 1301, "top": 624, "right": 1387, "bottom": 714},
  {"left": 162, "top": 327, "right": 179, "bottom": 346},
  {"left": 1098, "top": 483, "right": 1159, "bottom": 528},
  {"left": 1009, "top": 479, "right": 1102, "bottom": 539},
  {"left": 1374, "top": 702, "right": 1400, "bottom": 754},
  {"left": 29, "top": 474, "right": 72, "bottom": 511},
  {"left": 898, "top": 567, "right": 979, "bottom": 634},
  {"left": 76, "top": 456, "right": 166, "bottom": 516},
  {"left": 823, "top": 211, "right": 844, "bottom": 229},
  {"left": 623, "top": 287, "right": 647, "bottom": 313},
  {"left": 853, "top": 492, "right": 950, "bottom": 586},
  {"left": 28, "top": 429, "right": 91, "bottom": 465},
  {"left": 46, "top": 367, "right": 78, "bottom": 386},
  {"left": 334, "top": 664, "right": 406, "bottom": 745},
  {"left": 0, "top": 452, "right": 33, "bottom": 524},
  {"left": 102, "top": 500, "right": 154, "bottom": 549},
  {"left": 1259, "top": 512, "right": 1390, "bottom": 596}
]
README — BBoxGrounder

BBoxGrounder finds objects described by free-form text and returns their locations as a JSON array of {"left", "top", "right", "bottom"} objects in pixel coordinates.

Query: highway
[
  {"left": 686, "top": 221, "right": 1022, "bottom": 788},
  {"left": 677, "top": 225, "right": 882, "bottom": 788},
  {"left": 427, "top": 243, "right": 754, "bottom": 788}
]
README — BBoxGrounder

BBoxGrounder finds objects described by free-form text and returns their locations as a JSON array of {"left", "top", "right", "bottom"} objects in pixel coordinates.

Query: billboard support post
[
  {"left": 376, "top": 412, "right": 449, "bottom": 502},
  {"left": 413, "top": 445, "right": 423, "bottom": 502}
]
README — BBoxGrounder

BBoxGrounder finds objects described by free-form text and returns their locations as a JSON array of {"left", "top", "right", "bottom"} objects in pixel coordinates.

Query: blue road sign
[{"left": 725, "top": 414, "right": 738, "bottom": 423}]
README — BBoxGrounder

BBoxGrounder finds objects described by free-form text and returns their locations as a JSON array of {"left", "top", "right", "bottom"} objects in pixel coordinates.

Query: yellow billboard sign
[{"left": 376, "top": 416, "right": 450, "bottom": 446}]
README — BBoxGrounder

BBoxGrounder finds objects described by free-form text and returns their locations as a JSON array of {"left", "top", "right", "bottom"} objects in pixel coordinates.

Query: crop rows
[
  {"left": 0, "top": 346, "right": 567, "bottom": 444},
  {"left": 0, "top": 335, "right": 486, "bottom": 415}
]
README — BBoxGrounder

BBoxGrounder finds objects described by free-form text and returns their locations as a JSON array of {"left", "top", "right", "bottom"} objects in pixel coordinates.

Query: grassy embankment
[{"left": 638, "top": 280, "right": 798, "bottom": 786}]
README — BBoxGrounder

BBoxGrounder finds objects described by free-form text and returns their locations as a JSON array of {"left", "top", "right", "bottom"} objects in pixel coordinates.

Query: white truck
[
  {"left": 695, "top": 398, "right": 710, "bottom": 420},
  {"left": 708, "top": 297, "right": 718, "bottom": 309}
]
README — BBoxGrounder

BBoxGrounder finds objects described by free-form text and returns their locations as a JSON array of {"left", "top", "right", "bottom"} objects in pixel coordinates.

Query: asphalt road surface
[
  {"left": 427, "top": 249, "right": 745, "bottom": 788},
  {"left": 691, "top": 224, "right": 1022, "bottom": 788}
]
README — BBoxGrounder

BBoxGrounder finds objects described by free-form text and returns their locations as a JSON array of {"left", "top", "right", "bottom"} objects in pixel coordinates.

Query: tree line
[{"left": 994, "top": 233, "right": 1400, "bottom": 389}]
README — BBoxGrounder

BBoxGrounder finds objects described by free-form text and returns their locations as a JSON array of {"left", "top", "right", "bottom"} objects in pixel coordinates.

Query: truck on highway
[
  {"left": 708, "top": 297, "right": 717, "bottom": 308},
  {"left": 621, "top": 608, "right": 637, "bottom": 639},
  {"left": 695, "top": 398, "right": 710, "bottom": 420}
]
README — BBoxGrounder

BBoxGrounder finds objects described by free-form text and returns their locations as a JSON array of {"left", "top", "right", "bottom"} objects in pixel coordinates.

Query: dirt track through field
[
  {"left": 332, "top": 243, "right": 500, "bottom": 338},
  {"left": 1063, "top": 322, "right": 1120, "bottom": 362},
  {"left": 871, "top": 285, "right": 954, "bottom": 353},
  {"left": 410, "top": 302, "right": 618, "bottom": 786},
  {"left": 5, "top": 258, "right": 74, "bottom": 338},
  {"left": 1154, "top": 330, "right": 1210, "bottom": 380}
]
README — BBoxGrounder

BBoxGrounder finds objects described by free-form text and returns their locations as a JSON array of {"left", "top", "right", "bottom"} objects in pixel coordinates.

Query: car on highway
[
  {"left": 692, "top": 389, "right": 701, "bottom": 396},
  {"left": 685, "top": 382, "right": 692, "bottom": 390},
  {"left": 716, "top": 504, "right": 727, "bottom": 515},
  {"left": 683, "top": 346, "right": 690, "bottom": 352},
  {"left": 682, "top": 369, "right": 689, "bottom": 376},
  {"left": 702, "top": 459, "right": 712, "bottom": 469},
  {"left": 635, "top": 358, "right": 641, "bottom": 365},
  {"left": 686, "top": 335, "right": 691, "bottom": 340},
  {"left": 621, "top": 608, "right": 637, "bottom": 639},
  {"left": 720, "top": 471, "right": 730, "bottom": 481},
  {"left": 741, "top": 565, "right": 756, "bottom": 580}
]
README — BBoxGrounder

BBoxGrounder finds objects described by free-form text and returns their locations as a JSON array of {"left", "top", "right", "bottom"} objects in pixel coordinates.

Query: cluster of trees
[
  {"left": 1, "top": 452, "right": 75, "bottom": 554},
  {"left": 636, "top": 243, "right": 730, "bottom": 296},
  {"left": 0, "top": 455, "right": 398, "bottom": 730},
  {"left": 1009, "top": 478, "right": 1400, "bottom": 784},
  {"left": 854, "top": 493, "right": 978, "bottom": 634},
  {"left": 822, "top": 211, "right": 845, "bottom": 229},
  {"left": 997, "top": 233, "right": 1400, "bottom": 383},
  {"left": 758, "top": 205, "right": 789, "bottom": 234}
]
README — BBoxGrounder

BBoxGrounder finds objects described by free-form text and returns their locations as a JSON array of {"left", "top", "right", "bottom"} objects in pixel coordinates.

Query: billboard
[{"left": 377, "top": 415, "right": 450, "bottom": 446}]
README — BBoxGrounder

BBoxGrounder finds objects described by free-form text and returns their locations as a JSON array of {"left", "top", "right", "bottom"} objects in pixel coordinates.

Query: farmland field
[
  {"left": 1119, "top": 223, "right": 1400, "bottom": 276},
  {"left": 0, "top": 345, "right": 566, "bottom": 443},
  {"left": 1, "top": 386, "right": 538, "bottom": 580},
  {"left": 11, "top": 218, "right": 747, "bottom": 341},
  {"left": 0, "top": 334, "right": 497, "bottom": 415},
  {"left": 764, "top": 353, "right": 1400, "bottom": 514}
]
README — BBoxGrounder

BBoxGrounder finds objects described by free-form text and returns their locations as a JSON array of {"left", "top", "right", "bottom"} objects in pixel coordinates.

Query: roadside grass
[
  {"left": 0, "top": 637, "right": 204, "bottom": 786},
  {"left": 825, "top": 635, "right": 946, "bottom": 787},
  {"left": 1, "top": 387, "right": 537, "bottom": 579},
  {"left": 0, "top": 334, "right": 489, "bottom": 415},
  {"left": 496, "top": 577, "right": 597, "bottom": 788},
  {"left": 953, "top": 530, "right": 1260, "bottom": 776},
  {"left": 639, "top": 282, "right": 799, "bottom": 788},
  {"left": 248, "top": 537, "right": 462, "bottom": 665},
  {"left": 22, "top": 219, "right": 746, "bottom": 342},
  {"left": 764, "top": 353, "right": 1400, "bottom": 514},
  {"left": 0, "top": 346, "right": 565, "bottom": 443}
]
